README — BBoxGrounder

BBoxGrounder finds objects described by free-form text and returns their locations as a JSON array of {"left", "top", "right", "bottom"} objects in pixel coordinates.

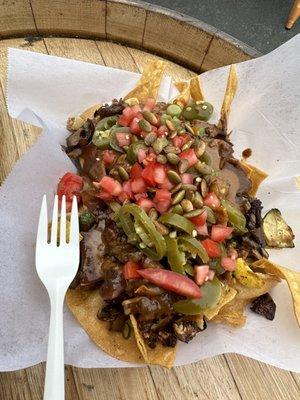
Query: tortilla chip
[
  {"left": 66, "top": 289, "right": 144, "bottom": 364},
  {"left": 218, "top": 65, "right": 238, "bottom": 130},
  {"left": 124, "top": 60, "right": 166, "bottom": 103},
  {"left": 253, "top": 258, "right": 300, "bottom": 327},
  {"left": 130, "top": 315, "right": 176, "bottom": 369},
  {"left": 173, "top": 81, "right": 190, "bottom": 107},
  {"left": 190, "top": 76, "right": 204, "bottom": 102},
  {"left": 233, "top": 258, "right": 264, "bottom": 288},
  {"left": 240, "top": 161, "right": 268, "bottom": 196},
  {"left": 212, "top": 272, "right": 279, "bottom": 327},
  {"left": 204, "top": 284, "right": 237, "bottom": 320}
]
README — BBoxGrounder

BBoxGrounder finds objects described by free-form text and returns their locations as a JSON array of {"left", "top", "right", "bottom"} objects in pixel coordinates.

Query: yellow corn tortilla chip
[
  {"left": 204, "top": 284, "right": 237, "bottom": 320},
  {"left": 233, "top": 258, "right": 264, "bottom": 288},
  {"left": 130, "top": 315, "right": 176, "bottom": 369},
  {"left": 240, "top": 161, "right": 268, "bottom": 196},
  {"left": 124, "top": 60, "right": 166, "bottom": 103},
  {"left": 173, "top": 81, "right": 190, "bottom": 107},
  {"left": 66, "top": 289, "right": 145, "bottom": 364},
  {"left": 218, "top": 65, "right": 238, "bottom": 130},
  {"left": 253, "top": 258, "right": 300, "bottom": 327},
  {"left": 212, "top": 272, "right": 279, "bottom": 327},
  {"left": 189, "top": 76, "right": 204, "bottom": 102}
]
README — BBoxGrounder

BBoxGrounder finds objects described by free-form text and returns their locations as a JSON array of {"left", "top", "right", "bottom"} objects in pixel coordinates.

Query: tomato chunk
[
  {"left": 157, "top": 125, "right": 169, "bottom": 137},
  {"left": 201, "top": 238, "right": 221, "bottom": 258},
  {"left": 142, "top": 162, "right": 156, "bottom": 186},
  {"left": 138, "top": 268, "right": 202, "bottom": 298},
  {"left": 143, "top": 98, "right": 156, "bottom": 111},
  {"left": 180, "top": 173, "right": 194, "bottom": 184},
  {"left": 153, "top": 164, "right": 167, "bottom": 185},
  {"left": 99, "top": 176, "right": 122, "bottom": 196},
  {"left": 57, "top": 172, "right": 84, "bottom": 211},
  {"left": 221, "top": 257, "right": 237, "bottom": 271},
  {"left": 130, "top": 117, "right": 142, "bottom": 135},
  {"left": 211, "top": 225, "right": 234, "bottom": 242},
  {"left": 130, "top": 177, "right": 147, "bottom": 194},
  {"left": 172, "top": 134, "right": 190, "bottom": 149},
  {"left": 130, "top": 163, "right": 143, "bottom": 179},
  {"left": 194, "top": 265, "right": 209, "bottom": 285},
  {"left": 123, "top": 261, "right": 142, "bottom": 279},
  {"left": 102, "top": 149, "right": 116, "bottom": 166},
  {"left": 189, "top": 210, "right": 207, "bottom": 226},
  {"left": 179, "top": 149, "right": 198, "bottom": 167},
  {"left": 138, "top": 148, "right": 148, "bottom": 163},
  {"left": 203, "top": 192, "right": 221, "bottom": 209},
  {"left": 153, "top": 189, "right": 171, "bottom": 213},
  {"left": 137, "top": 197, "right": 154, "bottom": 213},
  {"left": 116, "top": 132, "right": 131, "bottom": 147},
  {"left": 195, "top": 223, "right": 208, "bottom": 236}
]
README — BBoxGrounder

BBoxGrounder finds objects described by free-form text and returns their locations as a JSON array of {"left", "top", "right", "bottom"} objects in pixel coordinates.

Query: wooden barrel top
[{"left": 0, "top": 2, "right": 298, "bottom": 400}]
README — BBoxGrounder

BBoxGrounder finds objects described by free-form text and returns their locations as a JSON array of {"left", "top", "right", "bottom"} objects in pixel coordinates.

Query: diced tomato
[
  {"left": 140, "top": 131, "right": 149, "bottom": 139},
  {"left": 203, "top": 192, "right": 221, "bottom": 209},
  {"left": 131, "top": 104, "right": 142, "bottom": 115},
  {"left": 221, "top": 257, "right": 237, "bottom": 271},
  {"left": 157, "top": 125, "right": 169, "bottom": 137},
  {"left": 194, "top": 265, "right": 209, "bottom": 285},
  {"left": 142, "top": 152, "right": 156, "bottom": 166},
  {"left": 97, "top": 189, "right": 113, "bottom": 201},
  {"left": 143, "top": 98, "right": 156, "bottom": 112},
  {"left": 211, "top": 225, "right": 234, "bottom": 242},
  {"left": 207, "top": 269, "right": 215, "bottom": 281},
  {"left": 134, "top": 192, "right": 147, "bottom": 201},
  {"left": 118, "top": 114, "right": 130, "bottom": 127},
  {"left": 152, "top": 126, "right": 158, "bottom": 134},
  {"left": 228, "top": 248, "right": 238, "bottom": 260},
  {"left": 57, "top": 172, "right": 84, "bottom": 211},
  {"left": 195, "top": 223, "right": 208, "bottom": 236},
  {"left": 130, "top": 116, "right": 142, "bottom": 135},
  {"left": 153, "top": 164, "right": 167, "bottom": 185},
  {"left": 179, "top": 149, "right": 198, "bottom": 167},
  {"left": 172, "top": 134, "right": 190, "bottom": 149},
  {"left": 159, "top": 177, "right": 174, "bottom": 190},
  {"left": 138, "top": 148, "right": 148, "bottom": 163},
  {"left": 189, "top": 210, "right": 207, "bottom": 226},
  {"left": 142, "top": 162, "right": 156, "bottom": 186},
  {"left": 137, "top": 197, "right": 154, "bottom": 213},
  {"left": 99, "top": 176, "right": 122, "bottom": 196},
  {"left": 201, "top": 238, "right": 221, "bottom": 258},
  {"left": 118, "top": 191, "right": 130, "bottom": 203},
  {"left": 130, "top": 177, "right": 147, "bottom": 193},
  {"left": 130, "top": 163, "right": 143, "bottom": 179},
  {"left": 181, "top": 173, "right": 194, "bottom": 184},
  {"left": 116, "top": 132, "right": 131, "bottom": 147},
  {"left": 102, "top": 149, "right": 116, "bottom": 166},
  {"left": 153, "top": 189, "right": 171, "bottom": 214},
  {"left": 122, "top": 106, "right": 135, "bottom": 120},
  {"left": 138, "top": 268, "right": 202, "bottom": 298},
  {"left": 123, "top": 261, "right": 142, "bottom": 279}
]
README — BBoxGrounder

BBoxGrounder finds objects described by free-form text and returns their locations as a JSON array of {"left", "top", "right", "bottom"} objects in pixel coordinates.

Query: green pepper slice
[
  {"left": 119, "top": 204, "right": 166, "bottom": 260},
  {"left": 184, "top": 262, "right": 194, "bottom": 276},
  {"left": 126, "top": 141, "right": 147, "bottom": 164},
  {"left": 178, "top": 235, "right": 209, "bottom": 263},
  {"left": 165, "top": 236, "right": 186, "bottom": 274},
  {"left": 92, "top": 129, "right": 111, "bottom": 149},
  {"left": 221, "top": 199, "right": 247, "bottom": 233},
  {"left": 95, "top": 115, "right": 119, "bottom": 131},
  {"left": 158, "top": 213, "right": 195, "bottom": 235},
  {"left": 173, "top": 278, "right": 222, "bottom": 314}
]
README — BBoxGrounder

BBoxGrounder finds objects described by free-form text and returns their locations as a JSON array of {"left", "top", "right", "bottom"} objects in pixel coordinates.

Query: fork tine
[
  {"left": 60, "top": 195, "right": 67, "bottom": 245},
  {"left": 69, "top": 196, "right": 79, "bottom": 246},
  {"left": 50, "top": 195, "right": 59, "bottom": 245},
  {"left": 37, "top": 195, "right": 48, "bottom": 244}
]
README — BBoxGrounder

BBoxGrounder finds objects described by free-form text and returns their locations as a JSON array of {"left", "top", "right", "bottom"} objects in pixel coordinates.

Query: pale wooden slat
[
  {"left": 143, "top": 10, "right": 215, "bottom": 71},
  {"left": 96, "top": 40, "right": 139, "bottom": 71},
  {"left": 291, "top": 372, "right": 300, "bottom": 390},
  {"left": 30, "top": 0, "right": 106, "bottom": 38},
  {"left": 149, "top": 356, "right": 242, "bottom": 400},
  {"left": 106, "top": 1, "right": 146, "bottom": 46},
  {"left": 225, "top": 354, "right": 300, "bottom": 400},
  {"left": 0, "top": 369, "right": 33, "bottom": 400},
  {"left": 0, "top": 0, "right": 36, "bottom": 38},
  {"left": 72, "top": 367, "right": 159, "bottom": 400}
]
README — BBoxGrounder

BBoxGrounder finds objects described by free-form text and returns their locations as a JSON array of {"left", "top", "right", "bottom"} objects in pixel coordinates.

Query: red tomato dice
[
  {"left": 102, "top": 149, "right": 116, "bottom": 166},
  {"left": 143, "top": 98, "right": 156, "bottom": 112},
  {"left": 99, "top": 176, "right": 122, "bottom": 196},
  {"left": 194, "top": 265, "right": 209, "bottom": 285},
  {"left": 181, "top": 173, "right": 194, "bottom": 184},
  {"left": 130, "top": 117, "right": 142, "bottom": 135},
  {"left": 203, "top": 192, "right": 221, "bottom": 209},
  {"left": 130, "top": 177, "right": 147, "bottom": 193},
  {"left": 118, "top": 191, "right": 130, "bottom": 203},
  {"left": 142, "top": 162, "right": 156, "bottom": 186},
  {"left": 57, "top": 172, "right": 84, "bottom": 210},
  {"left": 179, "top": 149, "right": 198, "bottom": 167},
  {"left": 153, "top": 164, "right": 167, "bottom": 185},
  {"left": 122, "top": 106, "right": 135, "bottom": 120},
  {"left": 211, "top": 225, "right": 234, "bottom": 242},
  {"left": 157, "top": 125, "right": 169, "bottom": 137},
  {"left": 123, "top": 261, "right": 142, "bottom": 279},
  {"left": 172, "top": 134, "right": 190, "bottom": 149},
  {"left": 116, "top": 132, "right": 131, "bottom": 147},
  {"left": 159, "top": 177, "right": 174, "bottom": 190},
  {"left": 221, "top": 257, "right": 237, "bottom": 271},
  {"left": 138, "top": 148, "right": 148, "bottom": 163},
  {"left": 207, "top": 270, "right": 215, "bottom": 281},
  {"left": 137, "top": 197, "right": 154, "bottom": 213},
  {"left": 228, "top": 248, "right": 238, "bottom": 260},
  {"left": 138, "top": 268, "right": 202, "bottom": 298},
  {"left": 118, "top": 114, "right": 131, "bottom": 127},
  {"left": 142, "top": 152, "right": 156, "bottom": 166},
  {"left": 195, "top": 222, "right": 208, "bottom": 236},
  {"left": 130, "top": 163, "right": 143, "bottom": 179},
  {"left": 189, "top": 210, "right": 207, "bottom": 226},
  {"left": 131, "top": 104, "right": 142, "bottom": 115},
  {"left": 153, "top": 189, "right": 171, "bottom": 213},
  {"left": 201, "top": 238, "right": 221, "bottom": 258},
  {"left": 97, "top": 189, "right": 113, "bottom": 201}
]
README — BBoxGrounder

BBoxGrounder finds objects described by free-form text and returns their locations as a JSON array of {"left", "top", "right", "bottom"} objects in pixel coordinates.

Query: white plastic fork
[{"left": 36, "top": 195, "right": 80, "bottom": 400}]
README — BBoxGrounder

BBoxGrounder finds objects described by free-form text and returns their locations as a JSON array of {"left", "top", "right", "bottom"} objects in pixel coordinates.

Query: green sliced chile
[
  {"left": 173, "top": 278, "right": 222, "bottom": 314},
  {"left": 178, "top": 235, "right": 209, "bottom": 263},
  {"left": 221, "top": 199, "right": 247, "bottom": 233},
  {"left": 126, "top": 142, "right": 147, "bottom": 164},
  {"left": 165, "top": 236, "right": 186, "bottom": 274},
  {"left": 158, "top": 213, "right": 195, "bottom": 235}
]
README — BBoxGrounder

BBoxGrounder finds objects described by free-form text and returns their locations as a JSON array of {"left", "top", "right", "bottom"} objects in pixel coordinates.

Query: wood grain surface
[{"left": 0, "top": 36, "right": 299, "bottom": 400}]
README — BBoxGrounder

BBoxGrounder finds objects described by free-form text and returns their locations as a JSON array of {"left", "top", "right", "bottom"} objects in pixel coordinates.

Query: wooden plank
[
  {"left": 291, "top": 372, "right": 300, "bottom": 390},
  {"left": 30, "top": 0, "right": 106, "bottom": 38},
  {"left": 106, "top": 1, "right": 146, "bottom": 46},
  {"left": 201, "top": 31, "right": 260, "bottom": 71},
  {"left": 149, "top": 356, "right": 242, "bottom": 400},
  {"left": 143, "top": 10, "right": 215, "bottom": 71},
  {"left": 72, "top": 367, "right": 159, "bottom": 400},
  {"left": 225, "top": 354, "right": 300, "bottom": 400},
  {"left": 0, "top": 0, "right": 36, "bottom": 38},
  {"left": 96, "top": 40, "right": 139, "bottom": 71},
  {"left": 0, "top": 369, "right": 33, "bottom": 400}
]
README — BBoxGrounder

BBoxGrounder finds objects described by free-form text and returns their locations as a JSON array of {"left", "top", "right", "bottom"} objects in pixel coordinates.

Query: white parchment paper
[{"left": 1, "top": 36, "right": 300, "bottom": 372}]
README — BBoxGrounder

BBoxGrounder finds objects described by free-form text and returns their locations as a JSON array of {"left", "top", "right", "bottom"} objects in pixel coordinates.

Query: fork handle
[{"left": 44, "top": 292, "right": 65, "bottom": 400}]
